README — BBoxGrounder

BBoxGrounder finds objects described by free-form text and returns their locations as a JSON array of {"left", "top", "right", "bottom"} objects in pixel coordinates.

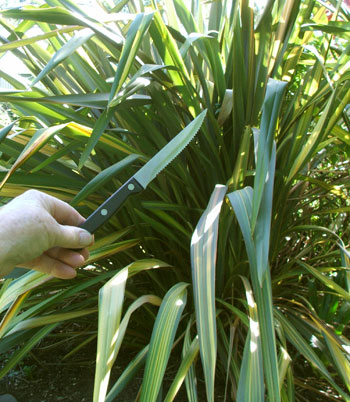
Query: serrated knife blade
[{"left": 79, "top": 109, "right": 206, "bottom": 234}]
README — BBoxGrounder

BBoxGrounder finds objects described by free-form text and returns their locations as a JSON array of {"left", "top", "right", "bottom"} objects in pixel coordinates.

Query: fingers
[
  {"left": 40, "top": 192, "right": 86, "bottom": 226},
  {"left": 20, "top": 189, "right": 86, "bottom": 226},
  {"left": 1, "top": 190, "right": 94, "bottom": 280},
  {"left": 20, "top": 248, "right": 90, "bottom": 279},
  {"left": 19, "top": 254, "right": 78, "bottom": 279},
  {"left": 46, "top": 247, "right": 89, "bottom": 267},
  {"left": 23, "top": 190, "right": 94, "bottom": 249},
  {"left": 53, "top": 223, "right": 94, "bottom": 249}
]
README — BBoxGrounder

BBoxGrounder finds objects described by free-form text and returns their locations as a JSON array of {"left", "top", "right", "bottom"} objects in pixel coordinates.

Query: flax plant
[{"left": 0, "top": 0, "right": 349, "bottom": 400}]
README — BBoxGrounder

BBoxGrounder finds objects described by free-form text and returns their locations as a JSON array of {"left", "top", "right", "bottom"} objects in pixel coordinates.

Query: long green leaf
[
  {"left": 251, "top": 79, "right": 287, "bottom": 232},
  {"left": 228, "top": 185, "right": 280, "bottom": 401},
  {"left": 108, "top": 12, "right": 154, "bottom": 106},
  {"left": 236, "top": 276, "right": 264, "bottom": 402},
  {"left": 0, "top": 324, "right": 57, "bottom": 378},
  {"left": 191, "top": 184, "right": 227, "bottom": 402},
  {"left": 92, "top": 259, "right": 168, "bottom": 401},
  {"left": 164, "top": 336, "right": 199, "bottom": 402},
  {"left": 0, "top": 121, "right": 17, "bottom": 145},
  {"left": 0, "top": 6, "right": 86, "bottom": 26},
  {"left": 6, "top": 308, "right": 97, "bottom": 336},
  {"left": 71, "top": 154, "right": 140, "bottom": 206},
  {"left": 79, "top": 107, "right": 116, "bottom": 169},
  {"left": 275, "top": 309, "right": 350, "bottom": 401},
  {"left": 297, "top": 260, "right": 350, "bottom": 301},
  {"left": 139, "top": 282, "right": 188, "bottom": 402},
  {"left": 32, "top": 28, "right": 95, "bottom": 85},
  {"left": 0, "top": 123, "right": 69, "bottom": 189},
  {"left": 93, "top": 267, "right": 128, "bottom": 402},
  {"left": 0, "top": 26, "right": 82, "bottom": 52},
  {"left": 0, "top": 271, "right": 51, "bottom": 313},
  {"left": 106, "top": 346, "right": 149, "bottom": 402},
  {"left": 183, "top": 320, "right": 199, "bottom": 402}
]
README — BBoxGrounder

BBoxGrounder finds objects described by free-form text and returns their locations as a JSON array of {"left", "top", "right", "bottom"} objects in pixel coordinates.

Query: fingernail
[{"left": 79, "top": 230, "right": 93, "bottom": 246}]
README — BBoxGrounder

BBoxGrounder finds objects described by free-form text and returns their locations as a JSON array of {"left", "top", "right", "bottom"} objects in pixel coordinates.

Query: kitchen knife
[{"left": 80, "top": 110, "right": 207, "bottom": 234}]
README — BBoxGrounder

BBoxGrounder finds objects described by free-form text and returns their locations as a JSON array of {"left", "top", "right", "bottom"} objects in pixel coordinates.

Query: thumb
[{"left": 54, "top": 224, "right": 94, "bottom": 249}]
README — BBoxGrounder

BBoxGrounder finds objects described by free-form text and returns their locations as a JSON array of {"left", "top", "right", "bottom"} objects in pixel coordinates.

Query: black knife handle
[{"left": 79, "top": 177, "right": 143, "bottom": 234}]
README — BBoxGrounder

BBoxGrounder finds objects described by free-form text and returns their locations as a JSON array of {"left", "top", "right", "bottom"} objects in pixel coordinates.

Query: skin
[{"left": 0, "top": 190, "right": 94, "bottom": 279}]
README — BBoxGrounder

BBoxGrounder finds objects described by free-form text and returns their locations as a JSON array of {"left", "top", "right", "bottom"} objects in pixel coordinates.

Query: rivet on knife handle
[{"left": 79, "top": 177, "right": 144, "bottom": 234}]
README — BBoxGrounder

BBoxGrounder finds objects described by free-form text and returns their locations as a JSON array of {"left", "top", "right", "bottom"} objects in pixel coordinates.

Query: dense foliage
[{"left": 0, "top": 0, "right": 349, "bottom": 400}]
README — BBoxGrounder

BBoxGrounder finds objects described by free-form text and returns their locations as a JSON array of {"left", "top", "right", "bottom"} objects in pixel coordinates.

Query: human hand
[{"left": 0, "top": 190, "right": 94, "bottom": 279}]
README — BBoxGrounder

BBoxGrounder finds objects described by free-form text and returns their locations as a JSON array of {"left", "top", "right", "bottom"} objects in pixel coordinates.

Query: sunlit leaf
[
  {"left": 236, "top": 276, "right": 264, "bottom": 402},
  {"left": 32, "top": 28, "right": 95, "bottom": 86},
  {"left": 108, "top": 12, "right": 154, "bottom": 106},
  {"left": 164, "top": 336, "right": 199, "bottom": 402},
  {"left": 139, "top": 282, "right": 188, "bottom": 402},
  {"left": 191, "top": 184, "right": 227, "bottom": 402}
]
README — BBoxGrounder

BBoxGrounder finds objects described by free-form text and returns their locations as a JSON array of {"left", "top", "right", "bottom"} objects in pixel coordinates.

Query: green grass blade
[
  {"left": 0, "top": 291, "right": 30, "bottom": 338},
  {"left": 0, "top": 272, "right": 51, "bottom": 313},
  {"left": 173, "top": 0, "right": 198, "bottom": 34},
  {"left": 93, "top": 259, "right": 170, "bottom": 402},
  {"left": 93, "top": 267, "right": 128, "bottom": 402},
  {"left": 7, "top": 93, "right": 110, "bottom": 109},
  {"left": 139, "top": 282, "right": 188, "bottom": 402},
  {"left": 1, "top": 271, "right": 114, "bottom": 335},
  {"left": 285, "top": 83, "right": 349, "bottom": 183},
  {"left": 0, "top": 324, "right": 57, "bottom": 379},
  {"left": 0, "top": 121, "right": 17, "bottom": 145},
  {"left": 106, "top": 346, "right": 149, "bottom": 402},
  {"left": 71, "top": 154, "right": 140, "bottom": 206},
  {"left": 0, "top": 123, "right": 68, "bottom": 190},
  {"left": 230, "top": 125, "right": 251, "bottom": 190},
  {"left": 196, "top": 36, "right": 226, "bottom": 102},
  {"left": 85, "top": 239, "right": 140, "bottom": 265},
  {"left": 227, "top": 187, "right": 254, "bottom": 263},
  {"left": 251, "top": 79, "right": 287, "bottom": 232},
  {"left": 275, "top": 309, "right": 331, "bottom": 378},
  {"left": 236, "top": 276, "right": 264, "bottom": 402},
  {"left": 31, "top": 28, "right": 95, "bottom": 86},
  {"left": 323, "top": 331, "right": 350, "bottom": 392},
  {"left": 253, "top": 136, "right": 276, "bottom": 285},
  {"left": 0, "top": 26, "right": 81, "bottom": 52},
  {"left": 306, "top": 307, "right": 350, "bottom": 394},
  {"left": 110, "top": 295, "right": 161, "bottom": 367},
  {"left": 148, "top": 11, "right": 197, "bottom": 114},
  {"left": 6, "top": 308, "right": 97, "bottom": 336},
  {"left": 108, "top": 12, "right": 154, "bottom": 106},
  {"left": 275, "top": 309, "right": 350, "bottom": 401},
  {"left": 278, "top": 346, "right": 292, "bottom": 392},
  {"left": 183, "top": 320, "right": 199, "bottom": 402},
  {"left": 302, "top": 21, "right": 350, "bottom": 35},
  {"left": 0, "top": 6, "right": 85, "bottom": 26},
  {"left": 191, "top": 184, "right": 227, "bottom": 402},
  {"left": 163, "top": 0, "right": 180, "bottom": 31},
  {"left": 79, "top": 107, "right": 116, "bottom": 169},
  {"left": 297, "top": 260, "right": 350, "bottom": 301},
  {"left": 164, "top": 336, "right": 199, "bottom": 402},
  {"left": 228, "top": 185, "right": 281, "bottom": 401}
]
